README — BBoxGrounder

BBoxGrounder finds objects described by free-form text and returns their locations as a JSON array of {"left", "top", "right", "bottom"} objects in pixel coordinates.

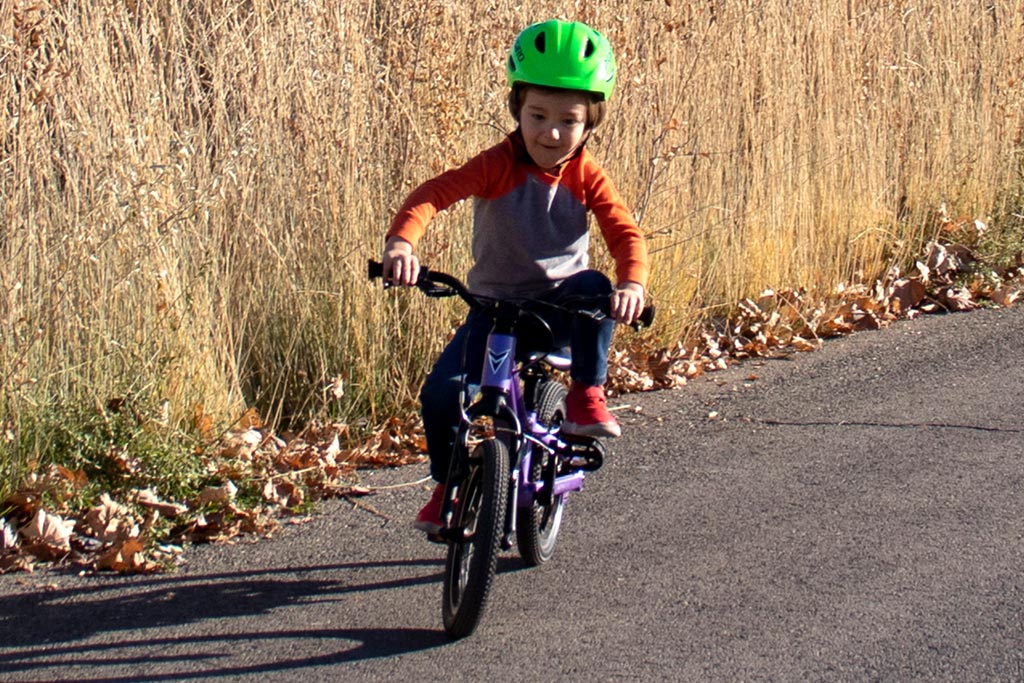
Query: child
[{"left": 380, "top": 19, "right": 649, "bottom": 534}]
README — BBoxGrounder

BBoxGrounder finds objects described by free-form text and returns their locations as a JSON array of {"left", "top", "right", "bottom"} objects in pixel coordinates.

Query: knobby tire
[{"left": 442, "top": 438, "right": 509, "bottom": 639}]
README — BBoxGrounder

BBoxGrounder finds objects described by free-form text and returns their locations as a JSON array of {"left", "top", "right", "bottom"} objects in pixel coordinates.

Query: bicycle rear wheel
[
  {"left": 442, "top": 438, "right": 509, "bottom": 639},
  {"left": 516, "top": 379, "right": 568, "bottom": 566}
]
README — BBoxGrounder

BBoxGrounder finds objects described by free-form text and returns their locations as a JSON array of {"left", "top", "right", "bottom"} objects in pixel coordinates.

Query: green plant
[{"left": 2, "top": 396, "right": 207, "bottom": 510}]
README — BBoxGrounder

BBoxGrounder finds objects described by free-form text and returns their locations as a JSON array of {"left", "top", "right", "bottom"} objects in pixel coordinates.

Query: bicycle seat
[{"left": 524, "top": 347, "right": 572, "bottom": 371}]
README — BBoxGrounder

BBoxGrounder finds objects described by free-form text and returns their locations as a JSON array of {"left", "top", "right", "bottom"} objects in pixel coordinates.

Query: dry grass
[{"left": 2, "top": 0, "right": 1023, "bottom": 490}]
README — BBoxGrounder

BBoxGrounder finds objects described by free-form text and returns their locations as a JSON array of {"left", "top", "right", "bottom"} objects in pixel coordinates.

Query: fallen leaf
[
  {"left": 96, "top": 537, "right": 158, "bottom": 573},
  {"left": 82, "top": 494, "right": 131, "bottom": 542},
  {"left": 220, "top": 428, "right": 264, "bottom": 460},
  {"left": 938, "top": 287, "right": 976, "bottom": 311},
  {"left": 792, "top": 337, "right": 818, "bottom": 352},
  {"left": 991, "top": 286, "right": 1020, "bottom": 307},
  {"left": 263, "top": 478, "right": 305, "bottom": 509},
  {"left": 237, "top": 407, "right": 262, "bottom": 430},
  {"left": 107, "top": 447, "right": 142, "bottom": 475},
  {"left": 20, "top": 509, "right": 74, "bottom": 561},
  {"left": 135, "top": 489, "right": 188, "bottom": 517},
  {"left": 20, "top": 509, "right": 73, "bottom": 550},
  {"left": 326, "top": 376, "right": 345, "bottom": 400},
  {"left": 175, "top": 512, "right": 243, "bottom": 544},
  {"left": 193, "top": 403, "right": 214, "bottom": 438},
  {"left": 0, "top": 554, "right": 33, "bottom": 574},
  {"left": 891, "top": 278, "right": 926, "bottom": 314},
  {"left": 55, "top": 465, "right": 88, "bottom": 489},
  {"left": 1, "top": 518, "right": 18, "bottom": 553},
  {"left": 198, "top": 481, "right": 238, "bottom": 506}
]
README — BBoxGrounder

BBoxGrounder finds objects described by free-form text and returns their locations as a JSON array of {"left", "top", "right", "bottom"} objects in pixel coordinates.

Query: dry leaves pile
[
  {"left": 1, "top": 416, "right": 426, "bottom": 575},
  {"left": 609, "top": 229, "right": 1022, "bottom": 393},
  {"left": 2, "top": 229, "right": 1019, "bottom": 575}
]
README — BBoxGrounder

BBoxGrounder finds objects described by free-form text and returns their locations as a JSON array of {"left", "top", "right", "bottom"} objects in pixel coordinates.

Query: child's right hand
[{"left": 382, "top": 236, "right": 420, "bottom": 286}]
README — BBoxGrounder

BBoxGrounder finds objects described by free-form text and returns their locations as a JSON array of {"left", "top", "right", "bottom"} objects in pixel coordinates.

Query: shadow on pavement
[
  {"left": 0, "top": 628, "right": 449, "bottom": 681},
  {"left": 0, "top": 558, "right": 448, "bottom": 677}
]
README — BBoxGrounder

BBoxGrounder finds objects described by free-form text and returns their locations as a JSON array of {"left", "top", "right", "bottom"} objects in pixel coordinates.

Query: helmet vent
[
  {"left": 534, "top": 32, "right": 547, "bottom": 53},
  {"left": 583, "top": 39, "right": 595, "bottom": 58}
]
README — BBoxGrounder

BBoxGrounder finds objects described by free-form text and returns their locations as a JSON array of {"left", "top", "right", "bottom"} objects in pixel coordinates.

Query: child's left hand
[{"left": 611, "top": 281, "right": 645, "bottom": 325}]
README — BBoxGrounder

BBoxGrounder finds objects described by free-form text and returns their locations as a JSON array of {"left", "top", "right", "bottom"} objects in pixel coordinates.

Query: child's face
[{"left": 518, "top": 88, "right": 590, "bottom": 171}]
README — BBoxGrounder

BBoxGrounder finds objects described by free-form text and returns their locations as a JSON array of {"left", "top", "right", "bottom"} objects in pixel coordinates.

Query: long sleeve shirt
[{"left": 387, "top": 131, "right": 649, "bottom": 300}]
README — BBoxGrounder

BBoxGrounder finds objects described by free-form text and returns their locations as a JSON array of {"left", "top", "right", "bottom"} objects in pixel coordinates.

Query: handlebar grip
[
  {"left": 629, "top": 304, "right": 656, "bottom": 331},
  {"left": 368, "top": 259, "right": 384, "bottom": 281},
  {"left": 639, "top": 305, "right": 656, "bottom": 327},
  {"left": 368, "top": 258, "right": 437, "bottom": 290}
]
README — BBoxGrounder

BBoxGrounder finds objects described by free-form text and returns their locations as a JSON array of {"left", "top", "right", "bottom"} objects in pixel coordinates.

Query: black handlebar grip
[
  {"left": 639, "top": 305, "right": 656, "bottom": 327},
  {"left": 368, "top": 259, "right": 384, "bottom": 280},
  {"left": 627, "top": 304, "right": 656, "bottom": 331}
]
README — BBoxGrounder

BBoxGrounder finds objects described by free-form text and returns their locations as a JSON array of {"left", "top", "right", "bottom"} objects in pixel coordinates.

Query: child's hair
[{"left": 507, "top": 83, "right": 608, "bottom": 130}]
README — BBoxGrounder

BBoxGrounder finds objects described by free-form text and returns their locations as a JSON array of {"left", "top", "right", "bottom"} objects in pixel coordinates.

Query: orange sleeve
[
  {"left": 582, "top": 156, "right": 650, "bottom": 290},
  {"left": 386, "top": 147, "right": 496, "bottom": 248}
]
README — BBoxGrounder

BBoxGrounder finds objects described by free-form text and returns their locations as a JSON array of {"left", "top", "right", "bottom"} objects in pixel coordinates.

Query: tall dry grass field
[{"left": 2, "top": 0, "right": 1023, "bottom": 491}]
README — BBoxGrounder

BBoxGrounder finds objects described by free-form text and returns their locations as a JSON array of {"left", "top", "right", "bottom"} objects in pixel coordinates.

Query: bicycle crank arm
[{"left": 437, "top": 525, "right": 475, "bottom": 544}]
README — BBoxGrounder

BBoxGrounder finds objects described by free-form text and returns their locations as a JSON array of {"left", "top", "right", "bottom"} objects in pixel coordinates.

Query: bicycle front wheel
[{"left": 442, "top": 438, "right": 509, "bottom": 639}]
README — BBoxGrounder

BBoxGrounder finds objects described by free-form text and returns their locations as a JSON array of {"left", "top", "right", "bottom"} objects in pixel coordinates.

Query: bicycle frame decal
[
  {"left": 482, "top": 332, "right": 515, "bottom": 392},
  {"left": 487, "top": 349, "right": 511, "bottom": 376}
]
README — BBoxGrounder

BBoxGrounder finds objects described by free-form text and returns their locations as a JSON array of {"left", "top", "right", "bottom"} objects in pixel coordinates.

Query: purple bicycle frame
[{"left": 480, "top": 330, "right": 586, "bottom": 510}]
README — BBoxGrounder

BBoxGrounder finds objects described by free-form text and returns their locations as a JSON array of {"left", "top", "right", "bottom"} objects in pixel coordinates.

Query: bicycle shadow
[
  {"left": 1, "top": 627, "right": 450, "bottom": 682},
  {"left": 0, "top": 558, "right": 449, "bottom": 677}
]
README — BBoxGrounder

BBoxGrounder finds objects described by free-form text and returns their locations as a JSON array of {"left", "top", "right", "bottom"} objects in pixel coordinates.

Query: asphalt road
[{"left": 2, "top": 306, "right": 1023, "bottom": 682}]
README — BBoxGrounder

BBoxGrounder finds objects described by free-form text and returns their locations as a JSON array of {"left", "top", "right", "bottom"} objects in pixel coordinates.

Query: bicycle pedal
[{"left": 561, "top": 438, "right": 605, "bottom": 471}]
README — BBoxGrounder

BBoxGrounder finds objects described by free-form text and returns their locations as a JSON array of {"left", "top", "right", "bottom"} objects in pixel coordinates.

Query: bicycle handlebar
[
  {"left": 368, "top": 259, "right": 655, "bottom": 330},
  {"left": 368, "top": 258, "right": 472, "bottom": 300}
]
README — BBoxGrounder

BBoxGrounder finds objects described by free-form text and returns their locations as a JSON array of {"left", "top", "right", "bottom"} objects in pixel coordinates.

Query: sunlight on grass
[{"left": 2, "top": 1, "right": 1023, "bottom": 497}]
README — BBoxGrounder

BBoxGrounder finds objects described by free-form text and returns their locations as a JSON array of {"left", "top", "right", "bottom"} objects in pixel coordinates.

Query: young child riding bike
[{"left": 379, "top": 19, "right": 650, "bottom": 534}]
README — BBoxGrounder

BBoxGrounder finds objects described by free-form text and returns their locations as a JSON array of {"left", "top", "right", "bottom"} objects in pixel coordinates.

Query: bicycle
[{"left": 368, "top": 259, "right": 653, "bottom": 639}]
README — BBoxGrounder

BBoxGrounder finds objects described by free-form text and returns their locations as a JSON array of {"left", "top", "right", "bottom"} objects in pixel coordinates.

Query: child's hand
[
  {"left": 611, "top": 281, "right": 645, "bottom": 325},
  {"left": 382, "top": 237, "right": 420, "bottom": 286}
]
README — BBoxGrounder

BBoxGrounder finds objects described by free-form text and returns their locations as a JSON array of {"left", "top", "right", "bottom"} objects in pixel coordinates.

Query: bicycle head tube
[{"left": 481, "top": 331, "right": 516, "bottom": 393}]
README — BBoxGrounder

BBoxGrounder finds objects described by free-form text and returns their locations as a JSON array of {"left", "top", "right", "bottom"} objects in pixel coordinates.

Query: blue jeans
[{"left": 420, "top": 270, "right": 614, "bottom": 482}]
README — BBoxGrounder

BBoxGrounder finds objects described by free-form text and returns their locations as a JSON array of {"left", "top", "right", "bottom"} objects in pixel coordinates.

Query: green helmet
[{"left": 507, "top": 19, "right": 616, "bottom": 101}]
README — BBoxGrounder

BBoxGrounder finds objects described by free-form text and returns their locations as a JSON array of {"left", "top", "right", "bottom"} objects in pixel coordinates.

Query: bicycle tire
[
  {"left": 516, "top": 379, "right": 568, "bottom": 566},
  {"left": 442, "top": 438, "right": 509, "bottom": 639}
]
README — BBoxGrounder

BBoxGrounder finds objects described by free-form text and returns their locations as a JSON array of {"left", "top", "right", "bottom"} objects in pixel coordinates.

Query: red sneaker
[
  {"left": 562, "top": 384, "right": 621, "bottom": 438},
  {"left": 413, "top": 483, "right": 446, "bottom": 534}
]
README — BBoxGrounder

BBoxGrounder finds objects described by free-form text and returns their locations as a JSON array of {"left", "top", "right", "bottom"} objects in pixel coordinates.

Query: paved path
[{"left": 2, "top": 306, "right": 1022, "bottom": 682}]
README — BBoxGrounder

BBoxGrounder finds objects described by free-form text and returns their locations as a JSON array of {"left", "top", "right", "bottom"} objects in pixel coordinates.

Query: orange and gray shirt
[{"left": 387, "top": 131, "right": 649, "bottom": 300}]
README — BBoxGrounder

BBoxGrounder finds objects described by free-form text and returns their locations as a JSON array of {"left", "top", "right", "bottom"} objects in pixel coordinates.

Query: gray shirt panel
[{"left": 467, "top": 174, "right": 589, "bottom": 299}]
